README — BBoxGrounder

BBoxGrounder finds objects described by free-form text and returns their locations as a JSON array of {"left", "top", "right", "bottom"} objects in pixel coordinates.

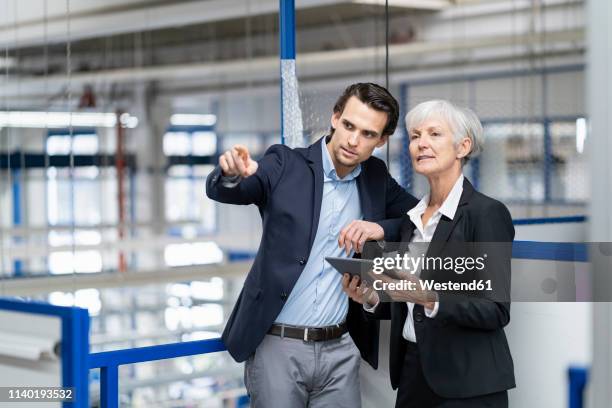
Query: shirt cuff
[
  {"left": 363, "top": 298, "right": 379, "bottom": 313},
  {"left": 425, "top": 301, "right": 439, "bottom": 318},
  {"left": 220, "top": 174, "right": 242, "bottom": 188}
]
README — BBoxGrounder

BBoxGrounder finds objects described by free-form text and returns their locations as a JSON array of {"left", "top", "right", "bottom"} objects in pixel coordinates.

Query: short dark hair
[{"left": 330, "top": 82, "right": 399, "bottom": 137}]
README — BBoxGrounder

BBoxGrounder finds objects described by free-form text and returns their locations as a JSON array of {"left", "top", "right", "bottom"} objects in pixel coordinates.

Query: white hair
[{"left": 405, "top": 99, "right": 484, "bottom": 164}]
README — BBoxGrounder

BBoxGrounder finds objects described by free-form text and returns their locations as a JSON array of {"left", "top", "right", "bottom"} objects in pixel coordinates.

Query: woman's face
[{"left": 408, "top": 116, "right": 468, "bottom": 177}]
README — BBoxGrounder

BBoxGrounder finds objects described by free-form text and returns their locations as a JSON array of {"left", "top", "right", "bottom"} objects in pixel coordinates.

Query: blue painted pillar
[
  {"left": 279, "top": 0, "right": 296, "bottom": 60},
  {"left": 568, "top": 366, "right": 588, "bottom": 408},
  {"left": 279, "top": 0, "right": 296, "bottom": 146},
  {"left": 129, "top": 171, "right": 137, "bottom": 270},
  {"left": 399, "top": 83, "right": 413, "bottom": 192},
  {"left": 470, "top": 158, "right": 480, "bottom": 190},
  {"left": 468, "top": 80, "right": 480, "bottom": 190},
  {"left": 543, "top": 118, "right": 552, "bottom": 202},
  {"left": 100, "top": 365, "right": 119, "bottom": 408},
  {"left": 61, "top": 307, "right": 90, "bottom": 408},
  {"left": 541, "top": 72, "right": 552, "bottom": 202},
  {"left": 12, "top": 169, "right": 23, "bottom": 276}
]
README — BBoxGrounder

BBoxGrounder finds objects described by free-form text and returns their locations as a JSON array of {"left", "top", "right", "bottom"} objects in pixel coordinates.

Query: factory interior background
[{"left": 0, "top": 0, "right": 611, "bottom": 407}]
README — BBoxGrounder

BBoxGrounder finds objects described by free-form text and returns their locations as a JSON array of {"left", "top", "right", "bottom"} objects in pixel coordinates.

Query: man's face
[{"left": 328, "top": 96, "right": 389, "bottom": 174}]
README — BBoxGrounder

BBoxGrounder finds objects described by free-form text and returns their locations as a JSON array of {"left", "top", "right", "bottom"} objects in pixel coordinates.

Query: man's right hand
[{"left": 219, "top": 145, "right": 258, "bottom": 178}]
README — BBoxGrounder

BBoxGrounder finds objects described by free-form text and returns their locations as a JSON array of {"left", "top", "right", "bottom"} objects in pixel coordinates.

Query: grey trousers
[{"left": 244, "top": 332, "right": 362, "bottom": 408}]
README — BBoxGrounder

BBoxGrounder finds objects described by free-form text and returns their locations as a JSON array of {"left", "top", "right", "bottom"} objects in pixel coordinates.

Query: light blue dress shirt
[{"left": 274, "top": 141, "right": 363, "bottom": 327}]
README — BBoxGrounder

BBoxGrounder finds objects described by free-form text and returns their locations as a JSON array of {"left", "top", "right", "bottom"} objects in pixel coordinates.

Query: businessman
[{"left": 206, "top": 83, "right": 418, "bottom": 407}]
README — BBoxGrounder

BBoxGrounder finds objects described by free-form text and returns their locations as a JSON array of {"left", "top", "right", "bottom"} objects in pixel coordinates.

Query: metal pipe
[{"left": 115, "top": 110, "right": 127, "bottom": 273}]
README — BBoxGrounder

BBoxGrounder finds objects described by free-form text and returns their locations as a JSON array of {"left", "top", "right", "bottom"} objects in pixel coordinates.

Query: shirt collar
[
  {"left": 407, "top": 173, "right": 464, "bottom": 221},
  {"left": 438, "top": 173, "right": 464, "bottom": 220},
  {"left": 322, "top": 139, "right": 362, "bottom": 181}
]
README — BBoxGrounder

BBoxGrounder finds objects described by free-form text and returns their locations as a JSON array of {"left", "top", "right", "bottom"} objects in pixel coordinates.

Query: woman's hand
[
  {"left": 373, "top": 270, "right": 438, "bottom": 310},
  {"left": 341, "top": 274, "right": 380, "bottom": 308}
]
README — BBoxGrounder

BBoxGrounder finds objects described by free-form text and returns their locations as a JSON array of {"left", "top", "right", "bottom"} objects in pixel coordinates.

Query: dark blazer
[
  {"left": 206, "top": 136, "right": 418, "bottom": 366},
  {"left": 368, "top": 177, "right": 516, "bottom": 398}
]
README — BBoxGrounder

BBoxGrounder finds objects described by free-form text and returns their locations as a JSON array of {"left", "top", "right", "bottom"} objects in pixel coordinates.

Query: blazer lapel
[
  {"left": 356, "top": 167, "right": 374, "bottom": 221},
  {"left": 425, "top": 212, "right": 463, "bottom": 259},
  {"left": 422, "top": 178, "right": 476, "bottom": 278},
  {"left": 399, "top": 217, "right": 416, "bottom": 249},
  {"left": 305, "top": 137, "right": 325, "bottom": 250}
]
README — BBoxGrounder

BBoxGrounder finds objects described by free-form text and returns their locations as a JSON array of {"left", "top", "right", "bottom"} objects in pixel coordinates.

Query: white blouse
[{"left": 401, "top": 173, "right": 464, "bottom": 342}]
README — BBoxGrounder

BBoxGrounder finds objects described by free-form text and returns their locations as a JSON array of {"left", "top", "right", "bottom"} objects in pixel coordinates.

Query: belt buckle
[{"left": 303, "top": 328, "right": 309, "bottom": 342}]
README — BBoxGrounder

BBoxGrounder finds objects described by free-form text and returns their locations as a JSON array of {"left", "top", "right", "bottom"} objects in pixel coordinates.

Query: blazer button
[
  {"left": 298, "top": 257, "right": 307, "bottom": 265},
  {"left": 415, "top": 312, "right": 424, "bottom": 323},
  {"left": 280, "top": 292, "right": 288, "bottom": 301}
]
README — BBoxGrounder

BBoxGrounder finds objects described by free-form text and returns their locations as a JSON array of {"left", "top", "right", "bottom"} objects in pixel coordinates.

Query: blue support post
[
  {"left": 468, "top": 80, "right": 480, "bottom": 190},
  {"left": 541, "top": 72, "right": 552, "bottom": 203},
  {"left": 11, "top": 169, "right": 22, "bottom": 276},
  {"left": 100, "top": 365, "right": 119, "bottom": 408},
  {"left": 129, "top": 171, "right": 137, "bottom": 269},
  {"left": 61, "top": 306, "right": 90, "bottom": 408},
  {"left": 279, "top": 0, "right": 296, "bottom": 145},
  {"left": 568, "top": 366, "right": 588, "bottom": 408},
  {"left": 543, "top": 118, "right": 552, "bottom": 203},
  {"left": 213, "top": 131, "right": 221, "bottom": 235},
  {"left": 280, "top": 0, "right": 296, "bottom": 60},
  {"left": 471, "top": 158, "right": 480, "bottom": 190},
  {"left": 399, "top": 83, "right": 413, "bottom": 192}
]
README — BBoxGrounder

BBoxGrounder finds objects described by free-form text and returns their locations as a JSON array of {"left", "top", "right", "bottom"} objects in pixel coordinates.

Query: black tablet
[{"left": 325, "top": 257, "right": 374, "bottom": 280}]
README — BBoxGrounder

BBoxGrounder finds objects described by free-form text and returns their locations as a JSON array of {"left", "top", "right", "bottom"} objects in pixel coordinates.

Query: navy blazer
[
  {"left": 206, "top": 136, "right": 418, "bottom": 365},
  {"left": 367, "top": 178, "right": 516, "bottom": 398}
]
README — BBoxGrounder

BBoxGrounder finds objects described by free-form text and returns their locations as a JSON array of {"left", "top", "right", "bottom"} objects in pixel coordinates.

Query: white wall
[{"left": 0, "top": 310, "right": 62, "bottom": 408}]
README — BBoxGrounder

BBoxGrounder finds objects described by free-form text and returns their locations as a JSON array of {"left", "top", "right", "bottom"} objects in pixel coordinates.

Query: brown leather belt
[{"left": 268, "top": 322, "right": 348, "bottom": 342}]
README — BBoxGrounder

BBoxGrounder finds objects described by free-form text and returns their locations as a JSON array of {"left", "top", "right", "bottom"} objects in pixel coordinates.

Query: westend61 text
[{"left": 373, "top": 279, "right": 493, "bottom": 292}]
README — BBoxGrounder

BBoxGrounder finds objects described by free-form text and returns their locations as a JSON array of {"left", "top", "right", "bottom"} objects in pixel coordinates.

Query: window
[
  {"left": 164, "top": 124, "right": 218, "bottom": 266},
  {"left": 47, "top": 131, "right": 98, "bottom": 155},
  {"left": 45, "top": 130, "right": 113, "bottom": 274}
]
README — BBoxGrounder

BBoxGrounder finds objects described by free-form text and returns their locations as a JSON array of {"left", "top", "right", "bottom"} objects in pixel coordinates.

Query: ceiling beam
[
  {"left": 352, "top": 0, "right": 451, "bottom": 10},
  {"left": 0, "top": 0, "right": 361, "bottom": 49},
  {"left": 0, "top": 27, "right": 584, "bottom": 99}
]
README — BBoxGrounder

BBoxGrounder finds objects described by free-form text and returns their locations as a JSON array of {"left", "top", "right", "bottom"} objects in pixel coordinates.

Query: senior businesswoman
[{"left": 343, "top": 100, "right": 515, "bottom": 407}]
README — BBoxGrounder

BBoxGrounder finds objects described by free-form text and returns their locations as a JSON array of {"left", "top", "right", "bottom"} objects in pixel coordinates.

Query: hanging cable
[
  {"left": 4, "top": 1, "right": 18, "bottom": 282},
  {"left": 65, "top": 0, "right": 76, "bottom": 292},
  {"left": 43, "top": 0, "right": 51, "bottom": 289},
  {"left": 385, "top": 0, "right": 389, "bottom": 90},
  {"left": 5, "top": 3, "right": 14, "bottom": 282},
  {"left": 1, "top": 1, "right": 10, "bottom": 294},
  {"left": 384, "top": 0, "right": 390, "bottom": 167},
  {"left": 14, "top": 0, "right": 28, "bottom": 280}
]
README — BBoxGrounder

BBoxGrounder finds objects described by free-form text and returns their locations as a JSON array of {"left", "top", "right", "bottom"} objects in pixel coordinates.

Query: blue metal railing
[
  {"left": 568, "top": 366, "right": 588, "bottom": 408},
  {"left": 0, "top": 298, "right": 90, "bottom": 408},
  {"left": 0, "top": 212, "right": 593, "bottom": 407},
  {"left": 512, "top": 241, "right": 588, "bottom": 262},
  {"left": 88, "top": 338, "right": 226, "bottom": 408},
  {"left": 513, "top": 215, "right": 587, "bottom": 225}
]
